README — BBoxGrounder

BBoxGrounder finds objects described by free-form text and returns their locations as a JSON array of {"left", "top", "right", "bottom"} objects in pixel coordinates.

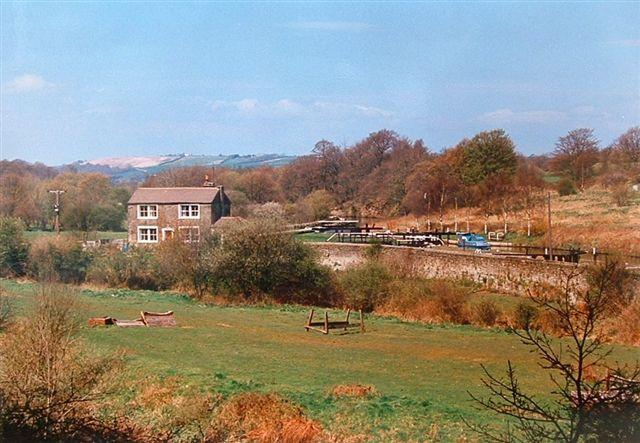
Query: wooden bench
[{"left": 304, "top": 309, "right": 365, "bottom": 334}]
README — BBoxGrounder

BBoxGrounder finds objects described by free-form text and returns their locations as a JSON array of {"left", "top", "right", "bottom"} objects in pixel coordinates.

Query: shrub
[
  {"left": 86, "top": 247, "right": 130, "bottom": 287},
  {"left": 338, "top": 261, "right": 392, "bottom": 312},
  {"left": 210, "top": 219, "right": 337, "bottom": 305},
  {"left": 88, "top": 246, "right": 166, "bottom": 291},
  {"left": 611, "top": 184, "right": 630, "bottom": 207},
  {"left": 0, "top": 290, "right": 13, "bottom": 331},
  {"left": 127, "top": 377, "right": 219, "bottom": 440},
  {"left": 0, "top": 285, "right": 120, "bottom": 440},
  {"left": 535, "top": 308, "right": 567, "bottom": 336},
  {"left": 472, "top": 299, "right": 501, "bottom": 327},
  {"left": 376, "top": 278, "right": 433, "bottom": 321},
  {"left": 556, "top": 177, "right": 577, "bottom": 196},
  {"left": 364, "top": 240, "right": 383, "bottom": 261},
  {"left": 28, "top": 236, "right": 91, "bottom": 283},
  {"left": 331, "top": 384, "right": 376, "bottom": 398},
  {"left": 0, "top": 217, "right": 29, "bottom": 277},
  {"left": 609, "top": 298, "right": 640, "bottom": 346},
  {"left": 512, "top": 301, "right": 538, "bottom": 330},
  {"left": 153, "top": 236, "right": 221, "bottom": 298},
  {"left": 428, "top": 280, "right": 469, "bottom": 324},
  {"left": 208, "top": 392, "right": 321, "bottom": 443}
]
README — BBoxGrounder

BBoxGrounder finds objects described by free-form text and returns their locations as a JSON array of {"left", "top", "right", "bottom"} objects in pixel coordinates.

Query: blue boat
[{"left": 457, "top": 233, "right": 491, "bottom": 251}]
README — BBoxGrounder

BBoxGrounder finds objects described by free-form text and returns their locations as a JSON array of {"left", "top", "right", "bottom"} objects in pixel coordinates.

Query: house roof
[{"left": 128, "top": 187, "right": 221, "bottom": 204}]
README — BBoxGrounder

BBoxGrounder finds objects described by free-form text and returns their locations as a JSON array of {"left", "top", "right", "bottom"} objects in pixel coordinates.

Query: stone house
[{"left": 127, "top": 186, "right": 231, "bottom": 245}]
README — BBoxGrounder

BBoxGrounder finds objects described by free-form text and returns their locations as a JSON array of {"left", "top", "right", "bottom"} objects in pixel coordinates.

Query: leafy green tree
[
  {"left": 44, "top": 173, "right": 128, "bottom": 233},
  {"left": 296, "top": 190, "right": 336, "bottom": 221},
  {"left": 0, "top": 217, "right": 29, "bottom": 277},
  {"left": 460, "top": 130, "right": 518, "bottom": 185}
]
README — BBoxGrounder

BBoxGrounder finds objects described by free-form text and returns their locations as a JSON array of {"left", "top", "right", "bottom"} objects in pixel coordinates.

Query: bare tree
[
  {"left": 609, "top": 126, "right": 640, "bottom": 164},
  {"left": 469, "top": 260, "right": 640, "bottom": 442}
]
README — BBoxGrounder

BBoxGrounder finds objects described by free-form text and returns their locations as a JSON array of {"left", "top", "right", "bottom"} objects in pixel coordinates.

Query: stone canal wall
[{"left": 309, "top": 242, "right": 589, "bottom": 294}]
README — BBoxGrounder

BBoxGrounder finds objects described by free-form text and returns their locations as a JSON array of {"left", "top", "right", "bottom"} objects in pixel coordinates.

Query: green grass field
[
  {"left": 1, "top": 280, "right": 638, "bottom": 441},
  {"left": 294, "top": 232, "right": 334, "bottom": 242}
]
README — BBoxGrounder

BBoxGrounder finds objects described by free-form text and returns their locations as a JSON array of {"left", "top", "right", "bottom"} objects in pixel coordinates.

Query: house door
[{"left": 162, "top": 228, "right": 174, "bottom": 241}]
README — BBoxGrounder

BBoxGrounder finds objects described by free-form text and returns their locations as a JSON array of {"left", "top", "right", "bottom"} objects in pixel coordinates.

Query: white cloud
[
  {"left": 235, "top": 98, "right": 260, "bottom": 112},
  {"left": 476, "top": 108, "right": 566, "bottom": 125},
  {"left": 211, "top": 98, "right": 393, "bottom": 119},
  {"left": 5, "top": 74, "right": 53, "bottom": 93},
  {"left": 274, "top": 99, "right": 305, "bottom": 114},
  {"left": 287, "top": 21, "right": 372, "bottom": 32},
  {"left": 354, "top": 105, "right": 394, "bottom": 118},
  {"left": 212, "top": 99, "right": 262, "bottom": 113},
  {"left": 312, "top": 101, "right": 394, "bottom": 118},
  {"left": 607, "top": 39, "right": 640, "bottom": 47},
  {"left": 83, "top": 105, "right": 122, "bottom": 116}
]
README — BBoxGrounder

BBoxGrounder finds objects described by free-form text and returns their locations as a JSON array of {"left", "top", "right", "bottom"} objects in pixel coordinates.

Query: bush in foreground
[
  {"left": 0, "top": 290, "right": 13, "bottom": 331},
  {"left": 208, "top": 392, "right": 321, "bottom": 443},
  {"left": 0, "top": 285, "right": 121, "bottom": 440}
]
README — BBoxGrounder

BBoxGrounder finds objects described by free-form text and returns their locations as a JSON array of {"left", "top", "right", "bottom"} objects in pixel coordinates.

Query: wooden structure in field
[
  {"left": 88, "top": 311, "right": 176, "bottom": 328},
  {"left": 140, "top": 311, "right": 177, "bottom": 327},
  {"left": 304, "top": 309, "right": 365, "bottom": 334},
  {"left": 88, "top": 316, "right": 115, "bottom": 327}
]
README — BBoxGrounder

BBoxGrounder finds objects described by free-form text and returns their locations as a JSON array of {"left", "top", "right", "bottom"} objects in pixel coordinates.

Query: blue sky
[{"left": 1, "top": 1, "right": 639, "bottom": 164}]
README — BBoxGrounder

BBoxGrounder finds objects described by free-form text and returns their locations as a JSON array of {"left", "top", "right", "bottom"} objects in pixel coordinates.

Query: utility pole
[
  {"left": 49, "top": 190, "right": 65, "bottom": 235},
  {"left": 454, "top": 197, "right": 458, "bottom": 232},
  {"left": 547, "top": 191, "right": 553, "bottom": 260},
  {"left": 424, "top": 193, "right": 431, "bottom": 232},
  {"left": 466, "top": 207, "right": 470, "bottom": 233}
]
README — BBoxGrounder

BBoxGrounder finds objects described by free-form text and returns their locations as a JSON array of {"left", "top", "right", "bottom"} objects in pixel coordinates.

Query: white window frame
[
  {"left": 137, "top": 226, "right": 158, "bottom": 243},
  {"left": 179, "top": 204, "right": 200, "bottom": 219},
  {"left": 178, "top": 226, "right": 200, "bottom": 243},
  {"left": 137, "top": 204, "right": 158, "bottom": 220}
]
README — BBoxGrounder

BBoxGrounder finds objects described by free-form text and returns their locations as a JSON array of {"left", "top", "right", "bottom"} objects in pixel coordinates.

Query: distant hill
[{"left": 63, "top": 153, "right": 297, "bottom": 182}]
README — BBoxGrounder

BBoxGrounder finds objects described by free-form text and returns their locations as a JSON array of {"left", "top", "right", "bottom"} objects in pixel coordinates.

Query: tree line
[
  {"left": 1, "top": 126, "right": 638, "bottom": 230},
  {"left": 144, "top": 126, "right": 640, "bottom": 225},
  {"left": 0, "top": 160, "right": 131, "bottom": 232}
]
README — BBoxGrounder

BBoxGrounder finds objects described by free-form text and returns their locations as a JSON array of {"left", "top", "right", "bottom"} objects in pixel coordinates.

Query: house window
[
  {"left": 178, "top": 226, "right": 200, "bottom": 243},
  {"left": 138, "top": 227, "right": 158, "bottom": 243},
  {"left": 137, "top": 204, "right": 158, "bottom": 219},
  {"left": 179, "top": 204, "right": 200, "bottom": 219}
]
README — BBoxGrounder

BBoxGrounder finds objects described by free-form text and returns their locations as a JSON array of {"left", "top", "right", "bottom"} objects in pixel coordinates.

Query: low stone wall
[{"left": 310, "top": 242, "right": 587, "bottom": 295}]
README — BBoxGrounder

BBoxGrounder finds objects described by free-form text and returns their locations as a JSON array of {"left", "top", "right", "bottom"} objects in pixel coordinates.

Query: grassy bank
[{"left": 2, "top": 280, "right": 638, "bottom": 441}]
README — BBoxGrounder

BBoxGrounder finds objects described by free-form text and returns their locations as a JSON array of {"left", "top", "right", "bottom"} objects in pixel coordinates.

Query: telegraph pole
[
  {"left": 547, "top": 191, "right": 553, "bottom": 260},
  {"left": 49, "top": 190, "right": 65, "bottom": 235},
  {"left": 454, "top": 197, "right": 458, "bottom": 232},
  {"left": 423, "top": 193, "right": 432, "bottom": 232}
]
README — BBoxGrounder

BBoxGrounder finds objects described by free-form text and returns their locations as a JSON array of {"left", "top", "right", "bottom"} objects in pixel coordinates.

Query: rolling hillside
[{"left": 64, "top": 153, "right": 297, "bottom": 182}]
